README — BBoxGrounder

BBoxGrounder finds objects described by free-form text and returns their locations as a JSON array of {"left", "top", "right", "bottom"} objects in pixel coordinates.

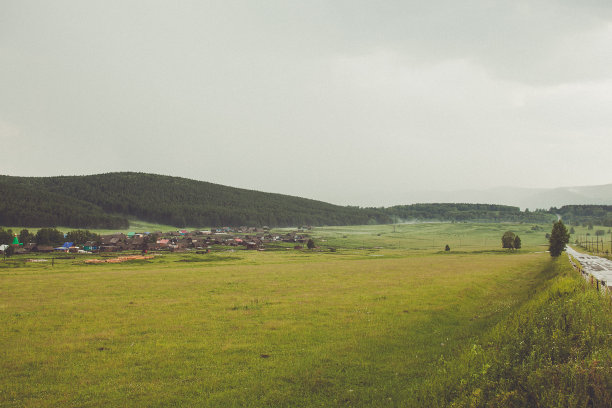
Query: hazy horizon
[{"left": 2, "top": 1, "right": 611, "bottom": 206}]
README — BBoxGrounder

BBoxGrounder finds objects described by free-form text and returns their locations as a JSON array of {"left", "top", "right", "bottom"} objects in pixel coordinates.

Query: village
[{"left": 0, "top": 226, "right": 314, "bottom": 255}]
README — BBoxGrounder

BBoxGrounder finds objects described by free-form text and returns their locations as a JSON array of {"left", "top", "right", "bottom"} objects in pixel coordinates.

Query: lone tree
[
  {"left": 502, "top": 231, "right": 516, "bottom": 250},
  {"left": 513, "top": 235, "right": 521, "bottom": 250},
  {"left": 307, "top": 239, "right": 315, "bottom": 250},
  {"left": 445, "top": 244, "right": 450, "bottom": 251},
  {"left": 549, "top": 220, "right": 570, "bottom": 257}
]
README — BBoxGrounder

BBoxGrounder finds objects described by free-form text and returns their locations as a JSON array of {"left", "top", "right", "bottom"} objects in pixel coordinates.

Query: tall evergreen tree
[
  {"left": 513, "top": 235, "right": 521, "bottom": 250},
  {"left": 549, "top": 220, "right": 570, "bottom": 257}
]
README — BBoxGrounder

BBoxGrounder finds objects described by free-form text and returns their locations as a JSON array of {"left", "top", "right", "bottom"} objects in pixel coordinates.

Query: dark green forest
[
  {"left": 552, "top": 205, "right": 612, "bottom": 227},
  {"left": 0, "top": 173, "right": 388, "bottom": 228},
  {"left": 0, "top": 181, "right": 128, "bottom": 229},
  {"left": 0, "top": 172, "right": 578, "bottom": 229},
  {"left": 385, "top": 203, "right": 553, "bottom": 223}
]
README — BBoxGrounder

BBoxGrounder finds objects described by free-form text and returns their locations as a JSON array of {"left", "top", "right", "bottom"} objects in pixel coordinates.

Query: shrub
[{"left": 307, "top": 239, "right": 315, "bottom": 249}]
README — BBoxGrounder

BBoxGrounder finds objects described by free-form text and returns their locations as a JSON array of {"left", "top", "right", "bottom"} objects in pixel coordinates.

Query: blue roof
[{"left": 62, "top": 242, "right": 74, "bottom": 248}]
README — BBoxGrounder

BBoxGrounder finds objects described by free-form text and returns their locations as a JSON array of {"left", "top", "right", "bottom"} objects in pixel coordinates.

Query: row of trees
[
  {"left": 552, "top": 205, "right": 612, "bottom": 227},
  {"left": 0, "top": 228, "right": 100, "bottom": 247},
  {"left": 387, "top": 203, "right": 554, "bottom": 223}
]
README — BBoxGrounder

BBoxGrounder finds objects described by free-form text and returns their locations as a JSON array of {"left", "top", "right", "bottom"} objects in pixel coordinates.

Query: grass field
[
  {"left": 1, "top": 223, "right": 607, "bottom": 406},
  {"left": 311, "top": 222, "right": 551, "bottom": 251}
]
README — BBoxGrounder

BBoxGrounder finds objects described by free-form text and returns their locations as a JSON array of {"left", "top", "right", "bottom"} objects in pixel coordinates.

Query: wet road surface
[{"left": 566, "top": 246, "right": 612, "bottom": 286}]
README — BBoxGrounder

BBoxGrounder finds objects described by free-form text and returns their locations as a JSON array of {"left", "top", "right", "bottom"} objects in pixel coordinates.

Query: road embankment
[
  {"left": 566, "top": 246, "right": 612, "bottom": 292},
  {"left": 418, "top": 256, "right": 612, "bottom": 407}
]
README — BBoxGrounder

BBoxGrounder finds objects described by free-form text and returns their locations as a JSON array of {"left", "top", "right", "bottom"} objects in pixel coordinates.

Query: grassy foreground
[
  {"left": 1, "top": 223, "right": 610, "bottom": 407},
  {"left": 420, "top": 257, "right": 612, "bottom": 407}
]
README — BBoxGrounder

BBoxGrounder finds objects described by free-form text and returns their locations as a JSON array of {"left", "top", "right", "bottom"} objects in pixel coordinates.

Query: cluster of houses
[
  {"left": 1, "top": 240, "right": 92, "bottom": 255},
  {"left": 1, "top": 227, "right": 313, "bottom": 255}
]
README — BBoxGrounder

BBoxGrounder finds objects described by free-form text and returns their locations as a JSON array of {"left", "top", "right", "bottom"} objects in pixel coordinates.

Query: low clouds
[{"left": 1, "top": 1, "right": 611, "bottom": 205}]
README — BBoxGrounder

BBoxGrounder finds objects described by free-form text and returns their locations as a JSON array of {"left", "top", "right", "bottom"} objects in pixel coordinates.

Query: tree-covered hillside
[
  {"left": 0, "top": 181, "right": 128, "bottom": 229},
  {"left": 0, "top": 173, "right": 560, "bottom": 229},
  {"left": 0, "top": 173, "right": 390, "bottom": 228}
]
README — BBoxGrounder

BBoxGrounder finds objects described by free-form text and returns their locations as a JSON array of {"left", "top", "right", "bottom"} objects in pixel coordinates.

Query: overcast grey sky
[{"left": 1, "top": 1, "right": 611, "bottom": 206}]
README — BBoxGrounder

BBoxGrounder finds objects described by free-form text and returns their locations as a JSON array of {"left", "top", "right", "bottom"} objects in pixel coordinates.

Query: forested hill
[
  {"left": 0, "top": 173, "right": 390, "bottom": 228},
  {"left": 0, "top": 173, "right": 557, "bottom": 229},
  {"left": 0, "top": 181, "right": 129, "bottom": 229}
]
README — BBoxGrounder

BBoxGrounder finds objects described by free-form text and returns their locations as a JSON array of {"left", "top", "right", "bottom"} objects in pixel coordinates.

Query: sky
[{"left": 1, "top": 1, "right": 612, "bottom": 206}]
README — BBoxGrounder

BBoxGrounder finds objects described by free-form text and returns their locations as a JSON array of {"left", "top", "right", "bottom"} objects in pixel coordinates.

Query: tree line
[
  {"left": 0, "top": 228, "right": 100, "bottom": 247},
  {"left": 384, "top": 203, "right": 553, "bottom": 223},
  {"left": 551, "top": 205, "right": 612, "bottom": 227}
]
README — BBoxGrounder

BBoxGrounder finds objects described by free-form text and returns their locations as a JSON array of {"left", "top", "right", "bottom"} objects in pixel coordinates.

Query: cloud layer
[{"left": 1, "top": 1, "right": 611, "bottom": 205}]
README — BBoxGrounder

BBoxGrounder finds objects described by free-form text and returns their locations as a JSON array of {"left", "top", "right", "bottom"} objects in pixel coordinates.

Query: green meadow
[{"left": 1, "top": 223, "right": 610, "bottom": 407}]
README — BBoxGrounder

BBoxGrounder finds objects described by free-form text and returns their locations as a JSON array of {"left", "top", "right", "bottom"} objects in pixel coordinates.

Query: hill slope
[
  {"left": 3, "top": 173, "right": 598, "bottom": 229},
  {"left": 0, "top": 173, "right": 389, "bottom": 228},
  {"left": 0, "top": 181, "right": 129, "bottom": 229}
]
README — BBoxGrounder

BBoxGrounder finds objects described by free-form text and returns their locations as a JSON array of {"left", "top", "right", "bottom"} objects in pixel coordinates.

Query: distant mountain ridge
[{"left": 402, "top": 184, "right": 612, "bottom": 210}]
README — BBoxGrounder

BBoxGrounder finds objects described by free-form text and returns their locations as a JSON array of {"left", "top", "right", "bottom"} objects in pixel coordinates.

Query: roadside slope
[{"left": 419, "top": 257, "right": 612, "bottom": 407}]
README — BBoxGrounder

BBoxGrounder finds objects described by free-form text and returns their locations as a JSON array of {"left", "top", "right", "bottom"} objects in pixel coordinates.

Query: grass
[
  {"left": 568, "top": 224, "right": 612, "bottom": 259},
  {"left": 1, "top": 223, "right": 609, "bottom": 407},
  {"left": 311, "top": 222, "right": 552, "bottom": 253},
  {"left": 419, "top": 257, "right": 612, "bottom": 407}
]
